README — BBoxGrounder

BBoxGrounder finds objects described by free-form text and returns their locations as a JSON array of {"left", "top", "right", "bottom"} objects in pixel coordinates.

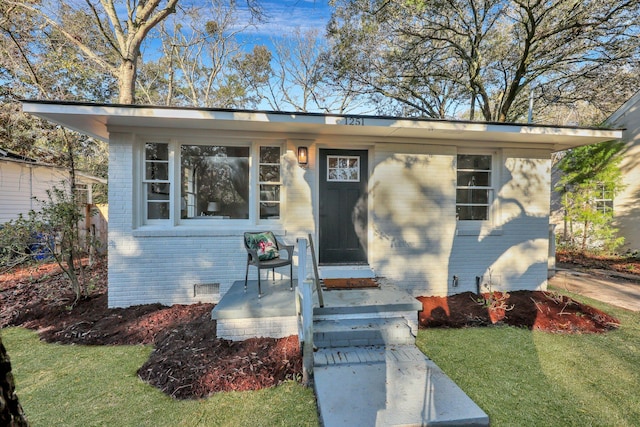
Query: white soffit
[{"left": 22, "top": 101, "right": 622, "bottom": 151}]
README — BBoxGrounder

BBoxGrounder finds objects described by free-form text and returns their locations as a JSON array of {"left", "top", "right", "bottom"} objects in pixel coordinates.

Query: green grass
[
  {"left": 417, "top": 290, "right": 640, "bottom": 427},
  {"left": 2, "top": 328, "right": 318, "bottom": 427}
]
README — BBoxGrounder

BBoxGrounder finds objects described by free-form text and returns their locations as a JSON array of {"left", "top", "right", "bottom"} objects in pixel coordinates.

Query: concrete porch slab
[
  {"left": 315, "top": 284, "right": 423, "bottom": 316},
  {"left": 314, "top": 345, "right": 489, "bottom": 427},
  {"left": 211, "top": 280, "right": 298, "bottom": 340},
  {"left": 211, "top": 279, "right": 297, "bottom": 320}
]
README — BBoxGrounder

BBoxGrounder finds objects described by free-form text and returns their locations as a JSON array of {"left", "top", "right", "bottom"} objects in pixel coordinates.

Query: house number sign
[{"left": 337, "top": 116, "right": 365, "bottom": 126}]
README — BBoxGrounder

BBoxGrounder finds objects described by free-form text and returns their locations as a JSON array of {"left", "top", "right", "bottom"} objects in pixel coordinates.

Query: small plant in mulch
[{"left": 473, "top": 270, "right": 514, "bottom": 322}]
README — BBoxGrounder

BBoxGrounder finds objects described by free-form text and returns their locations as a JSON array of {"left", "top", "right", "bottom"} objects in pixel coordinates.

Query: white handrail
[{"left": 296, "top": 238, "right": 314, "bottom": 384}]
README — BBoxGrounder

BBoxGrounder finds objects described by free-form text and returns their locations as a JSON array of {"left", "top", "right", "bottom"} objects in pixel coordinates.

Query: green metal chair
[{"left": 243, "top": 231, "right": 294, "bottom": 297}]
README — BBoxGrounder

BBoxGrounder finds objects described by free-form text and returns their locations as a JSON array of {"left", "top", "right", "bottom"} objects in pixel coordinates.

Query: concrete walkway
[
  {"left": 314, "top": 345, "right": 489, "bottom": 427},
  {"left": 549, "top": 268, "right": 640, "bottom": 312},
  {"left": 310, "top": 286, "right": 489, "bottom": 426}
]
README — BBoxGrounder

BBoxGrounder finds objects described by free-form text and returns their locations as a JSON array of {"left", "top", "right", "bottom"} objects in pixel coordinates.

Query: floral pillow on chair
[{"left": 245, "top": 231, "right": 280, "bottom": 260}]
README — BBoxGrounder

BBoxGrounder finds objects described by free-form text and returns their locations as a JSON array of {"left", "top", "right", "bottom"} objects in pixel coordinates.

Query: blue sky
[{"left": 250, "top": 0, "right": 332, "bottom": 37}]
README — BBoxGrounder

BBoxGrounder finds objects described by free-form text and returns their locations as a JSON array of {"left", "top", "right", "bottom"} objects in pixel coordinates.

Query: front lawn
[
  {"left": 5, "top": 286, "right": 639, "bottom": 426},
  {"left": 2, "top": 327, "right": 318, "bottom": 427},
  {"left": 417, "top": 289, "right": 640, "bottom": 426}
]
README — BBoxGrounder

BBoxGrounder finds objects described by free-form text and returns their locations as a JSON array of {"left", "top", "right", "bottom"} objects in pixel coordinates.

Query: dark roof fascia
[
  {"left": 0, "top": 146, "right": 38, "bottom": 163},
  {"left": 0, "top": 151, "right": 105, "bottom": 184}
]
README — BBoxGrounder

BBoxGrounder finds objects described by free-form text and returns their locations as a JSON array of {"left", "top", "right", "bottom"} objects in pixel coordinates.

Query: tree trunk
[
  {"left": 581, "top": 220, "right": 589, "bottom": 251},
  {"left": 0, "top": 337, "right": 29, "bottom": 426},
  {"left": 118, "top": 59, "right": 137, "bottom": 104}
]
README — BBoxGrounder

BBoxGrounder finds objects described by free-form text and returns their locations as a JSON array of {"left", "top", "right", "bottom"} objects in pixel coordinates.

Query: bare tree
[
  {"left": 6, "top": 0, "right": 179, "bottom": 104},
  {"left": 259, "top": 28, "right": 370, "bottom": 113},
  {"left": 138, "top": 0, "right": 263, "bottom": 107}
]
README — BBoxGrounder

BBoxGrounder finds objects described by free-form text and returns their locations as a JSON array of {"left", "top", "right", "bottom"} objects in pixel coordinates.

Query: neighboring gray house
[
  {"left": 22, "top": 100, "right": 620, "bottom": 308},
  {"left": 605, "top": 91, "right": 640, "bottom": 253}
]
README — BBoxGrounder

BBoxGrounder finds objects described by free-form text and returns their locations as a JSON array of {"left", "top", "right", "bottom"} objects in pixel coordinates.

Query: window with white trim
[
  {"left": 144, "top": 142, "right": 170, "bottom": 220},
  {"left": 456, "top": 154, "right": 493, "bottom": 221},
  {"left": 140, "top": 141, "right": 283, "bottom": 225},
  {"left": 259, "top": 146, "right": 281, "bottom": 219},
  {"left": 594, "top": 183, "right": 614, "bottom": 215}
]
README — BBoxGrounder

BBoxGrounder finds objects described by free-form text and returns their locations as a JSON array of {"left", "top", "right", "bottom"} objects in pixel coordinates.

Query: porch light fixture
[{"left": 297, "top": 146, "right": 308, "bottom": 166}]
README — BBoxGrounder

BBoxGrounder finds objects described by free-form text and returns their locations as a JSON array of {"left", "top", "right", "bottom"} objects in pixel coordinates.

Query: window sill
[
  {"left": 456, "top": 222, "right": 503, "bottom": 236},
  {"left": 132, "top": 223, "right": 287, "bottom": 238}
]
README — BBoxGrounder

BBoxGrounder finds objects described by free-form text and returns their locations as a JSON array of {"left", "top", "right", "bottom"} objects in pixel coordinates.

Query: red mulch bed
[
  {"left": 418, "top": 291, "right": 620, "bottom": 333},
  {"left": 557, "top": 249, "right": 640, "bottom": 275},
  {"left": 0, "top": 258, "right": 622, "bottom": 400},
  {"left": 0, "top": 260, "right": 302, "bottom": 400}
]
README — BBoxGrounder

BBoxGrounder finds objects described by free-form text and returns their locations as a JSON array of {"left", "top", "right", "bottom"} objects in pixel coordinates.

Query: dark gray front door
[{"left": 319, "top": 149, "right": 368, "bottom": 264}]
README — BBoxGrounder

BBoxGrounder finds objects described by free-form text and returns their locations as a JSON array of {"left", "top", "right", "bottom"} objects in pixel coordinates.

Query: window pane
[
  {"left": 457, "top": 171, "right": 490, "bottom": 187},
  {"left": 146, "top": 143, "right": 168, "bottom": 161},
  {"left": 260, "top": 146, "right": 280, "bottom": 163},
  {"left": 180, "top": 145, "right": 249, "bottom": 219},
  {"left": 260, "top": 165, "right": 280, "bottom": 182},
  {"left": 147, "top": 183, "right": 170, "bottom": 200},
  {"left": 260, "top": 184, "right": 280, "bottom": 202},
  {"left": 457, "top": 205, "right": 488, "bottom": 221},
  {"left": 146, "top": 162, "right": 168, "bottom": 180},
  {"left": 458, "top": 154, "right": 491, "bottom": 170},
  {"left": 456, "top": 189, "right": 489, "bottom": 204},
  {"left": 260, "top": 202, "right": 280, "bottom": 219},
  {"left": 148, "top": 202, "right": 170, "bottom": 219}
]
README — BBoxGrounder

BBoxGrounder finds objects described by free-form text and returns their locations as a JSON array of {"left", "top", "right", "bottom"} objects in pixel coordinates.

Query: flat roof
[{"left": 22, "top": 100, "right": 622, "bottom": 151}]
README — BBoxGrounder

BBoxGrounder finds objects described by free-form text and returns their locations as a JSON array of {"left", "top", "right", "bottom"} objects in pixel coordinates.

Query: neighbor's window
[
  {"left": 144, "top": 142, "right": 170, "bottom": 220},
  {"left": 180, "top": 145, "right": 250, "bottom": 219},
  {"left": 456, "top": 154, "right": 492, "bottom": 221},
  {"left": 259, "top": 146, "right": 281, "bottom": 219},
  {"left": 594, "top": 183, "right": 614, "bottom": 215}
]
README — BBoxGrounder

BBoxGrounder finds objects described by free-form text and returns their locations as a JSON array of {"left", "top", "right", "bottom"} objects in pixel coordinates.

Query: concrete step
[
  {"left": 313, "top": 317, "right": 414, "bottom": 348},
  {"left": 319, "top": 265, "right": 375, "bottom": 279}
]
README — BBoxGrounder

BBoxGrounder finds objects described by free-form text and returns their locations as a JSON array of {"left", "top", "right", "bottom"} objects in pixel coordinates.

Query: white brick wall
[
  {"left": 369, "top": 144, "right": 458, "bottom": 296},
  {"left": 105, "top": 132, "right": 553, "bottom": 307},
  {"left": 216, "top": 316, "right": 298, "bottom": 341},
  {"left": 368, "top": 145, "right": 551, "bottom": 297}
]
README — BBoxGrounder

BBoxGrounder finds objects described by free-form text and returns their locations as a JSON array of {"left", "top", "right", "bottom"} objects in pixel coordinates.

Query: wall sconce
[{"left": 297, "top": 146, "right": 308, "bottom": 166}]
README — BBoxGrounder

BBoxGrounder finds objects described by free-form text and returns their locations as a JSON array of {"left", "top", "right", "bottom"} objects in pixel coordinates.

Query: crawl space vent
[{"left": 194, "top": 282, "right": 220, "bottom": 297}]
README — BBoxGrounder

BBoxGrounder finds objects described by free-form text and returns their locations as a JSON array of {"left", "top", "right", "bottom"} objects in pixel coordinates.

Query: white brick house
[{"left": 22, "top": 101, "right": 621, "bottom": 308}]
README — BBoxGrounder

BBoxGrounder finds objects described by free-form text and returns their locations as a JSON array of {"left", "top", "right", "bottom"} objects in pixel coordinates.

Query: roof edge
[
  {"left": 21, "top": 99, "right": 622, "bottom": 133},
  {"left": 606, "top": 89, "right": 640, "bottom": 126}
]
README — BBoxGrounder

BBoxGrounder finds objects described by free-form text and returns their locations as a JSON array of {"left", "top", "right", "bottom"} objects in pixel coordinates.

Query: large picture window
[
  {"left": 144, "top": 143, "right": 170, "bottom": 220},
  {"left": 180, "top": 145, "right": 250, "bottom": 219},
  {"left": 456, "top": 154, "right": 492, "bottom": 221}
]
